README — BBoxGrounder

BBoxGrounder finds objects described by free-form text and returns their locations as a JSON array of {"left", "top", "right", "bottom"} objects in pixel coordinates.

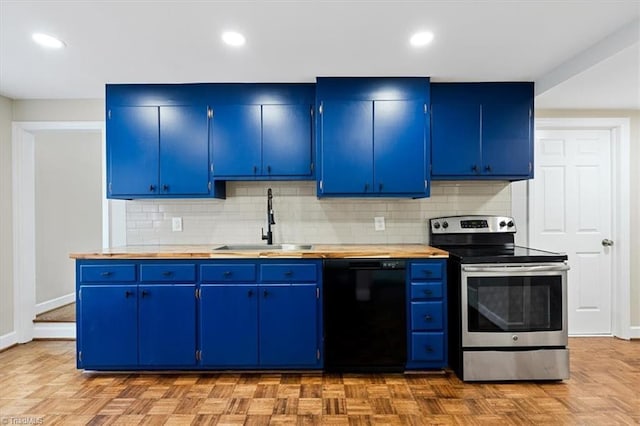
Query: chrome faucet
[{"left": 261, "top": 188, "right": 275, "bottom": 245}]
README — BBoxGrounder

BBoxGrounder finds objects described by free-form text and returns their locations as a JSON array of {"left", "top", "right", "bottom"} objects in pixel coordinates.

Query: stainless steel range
[{"left": 430, "top": 215, "right": 570, "bottom": 381}]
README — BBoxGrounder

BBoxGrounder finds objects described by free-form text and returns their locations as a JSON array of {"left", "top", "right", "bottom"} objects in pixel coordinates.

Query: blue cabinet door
[
  {"left": 259, "top": 284, "right": 318, "bottom": 367},
  {"left": 374, "top": 100, "right": 427, "bottom": 194},
  {"left": 108, "top": 106, "right": 160, "bottom": 196},
  {"left": 210, "top": 105, "right": 261, "bottom": 177},
  {"left": 138, "top": 284, "right": 196, "bottom": 367},
  {"left": 482, "top": 101, "right": 532, "bottom": 177},
  {"left": 262, "top": 104, "right": 313, "bottom": 177},
  {"left": 320, "top": 101, "right": 373, "bottom": 194},
  {"left": 431, "top": 102, "right": 481, "bottom": 176},
  {"left": 79, "top": 285, "right": 138, "bottom": 368},
  {"left": 319, "top": 101, "right": 373, "bottom": 194},
  {"left": 159, "top": 106, "right": 210, "bottom": 195},
  {"left": 199, "top": 284, "right": 259, "bottom": 366}
]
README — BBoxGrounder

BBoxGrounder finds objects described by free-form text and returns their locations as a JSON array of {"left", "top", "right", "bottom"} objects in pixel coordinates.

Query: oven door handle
[{"left": 462, "top": 264, "right": 570, "bottom": 273}]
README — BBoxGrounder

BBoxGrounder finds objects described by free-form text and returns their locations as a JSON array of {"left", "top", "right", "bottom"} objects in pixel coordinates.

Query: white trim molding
[
  {"left": 33, "top": 322, "right": 76, "bottom": 340},
  {"left": 11, "top": 121, "right": 122, "bottom": 344},
  {"left": 522, "top": 117, "right": 632, "bottom": 340},
  {"left": 35, "top": 292, "right": 75, "bottom": 315},
  {"left": 0, "top": 331, "right": 19, "bottom": 351}
]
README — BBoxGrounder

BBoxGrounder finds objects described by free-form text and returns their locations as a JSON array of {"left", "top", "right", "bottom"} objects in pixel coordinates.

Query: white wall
[
  {"left": 0, "top": 95, "right": 13, "bottom": 336},
  {"left": 126, "top": 181, "right": 512, "bottom": 245},
  {"left": 536, "top": 109, "right": 640, "bottom": 328},
  {"left": 34, "top": 131, "right": 102, "bottom": 305}
]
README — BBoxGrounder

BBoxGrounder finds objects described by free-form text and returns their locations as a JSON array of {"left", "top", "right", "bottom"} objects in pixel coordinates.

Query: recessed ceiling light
[
  {"left": 32, "top": 32, "right": 66, "bottom": 49},
  {"left": 410, "top": 31, "right": 434, "bottom": 47},
  {"left": 222, "top": 31, "right": 246, "bottom": 47}
]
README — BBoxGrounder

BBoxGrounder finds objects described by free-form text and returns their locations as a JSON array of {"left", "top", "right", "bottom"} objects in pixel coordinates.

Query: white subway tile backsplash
[{"left": 124, "top": 181, "right": 512, "bottom": 245}]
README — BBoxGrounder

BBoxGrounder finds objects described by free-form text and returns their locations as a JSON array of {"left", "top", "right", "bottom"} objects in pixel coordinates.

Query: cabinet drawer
[
  {"left": 80, "top": 264, "right": 136, "bottom": 283},
  {"left": 201, "top": 264, "right": 257, "bottom": 282},
  {"left": 411, "top": 332, "right": 444, "bottom": 362},
  {"left": 410, "top": 262, "right": 443, "bottom": 280},
  {"left": 140, "top": 264, "right": 196, "bottom": 282},
  {"left": 260, "top": 264, "right": 317, "bottom": 282},
  {"left": 411, "top": 301, "right": 444, "bottom": 330},
  {"left": 410, "top": 282, "right": 443, "bottom": 300}
]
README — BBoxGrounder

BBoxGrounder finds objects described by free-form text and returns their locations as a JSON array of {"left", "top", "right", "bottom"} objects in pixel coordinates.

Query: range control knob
[
  {"left": 499, "top": 221, "right": 506, "bottom": 227},
  {"left": 507, "top": 220, "right": 514, "bottom": 227},
  {"left": 433, "top": 222, "right": 441, "bottom": 229},
  {"left": 442, "top": 221, "right": 449, "bottom": 229}
]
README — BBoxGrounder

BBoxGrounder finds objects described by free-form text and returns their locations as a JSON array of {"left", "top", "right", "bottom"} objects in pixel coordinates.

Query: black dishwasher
[{"left": 323, "top": 259, "right": 407, "bottom": 372}]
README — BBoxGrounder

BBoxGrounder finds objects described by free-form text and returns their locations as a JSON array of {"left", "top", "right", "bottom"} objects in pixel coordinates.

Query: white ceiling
[{"left": 1, "top": 1, "right": 639, "bottom": 109}]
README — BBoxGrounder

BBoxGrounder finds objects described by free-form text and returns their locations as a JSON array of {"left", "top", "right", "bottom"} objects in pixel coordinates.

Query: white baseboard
[
  {"left": 0, "top": 331, "right": 19, "bottom": 351},
  {"left": 33, "top": 322, "right": 76, "bottom": 340},
  {"left": 35, "top": 292, "right": 75, "bottom": 315},
  {"left": 630, "top": 326, "right": 640, "bottom": 339}
]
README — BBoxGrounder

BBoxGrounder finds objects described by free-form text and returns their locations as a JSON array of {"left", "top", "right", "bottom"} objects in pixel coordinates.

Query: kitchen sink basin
[{"left": 214, "top": 244, "right": 313, "bottom": 251}]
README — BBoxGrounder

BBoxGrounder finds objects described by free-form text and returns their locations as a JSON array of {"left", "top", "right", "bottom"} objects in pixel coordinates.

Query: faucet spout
[{"left": 261, "top": 188, "right": 275, "bottom": 245}]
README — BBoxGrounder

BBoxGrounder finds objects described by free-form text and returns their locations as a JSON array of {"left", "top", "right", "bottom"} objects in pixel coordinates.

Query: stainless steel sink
[{"left": 214, "top": 244, "right": 313, "bottom": 251}]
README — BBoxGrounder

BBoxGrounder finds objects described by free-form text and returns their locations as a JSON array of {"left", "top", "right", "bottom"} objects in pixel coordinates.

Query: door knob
[{"left": 602, "top": 239, "right": 614, "bottom": 247}]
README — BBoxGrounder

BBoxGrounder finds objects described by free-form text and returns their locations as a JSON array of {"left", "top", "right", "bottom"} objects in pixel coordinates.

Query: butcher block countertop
[{"left": 70, "top": 244, "right": 449, "bottom": 260}]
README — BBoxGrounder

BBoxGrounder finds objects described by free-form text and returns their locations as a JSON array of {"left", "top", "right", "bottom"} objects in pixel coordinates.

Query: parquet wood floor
[{"left": 0, "top": 338, "right": 638, "bottom": 425}]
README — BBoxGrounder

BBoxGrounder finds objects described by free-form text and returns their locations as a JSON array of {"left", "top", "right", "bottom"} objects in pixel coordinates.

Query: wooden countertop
[{"left": 70, "top": 244, "right": 449, "bottom": 260}]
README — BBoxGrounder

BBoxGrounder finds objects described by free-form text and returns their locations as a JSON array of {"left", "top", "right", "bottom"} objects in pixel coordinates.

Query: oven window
[{"left": 467, "top": 276, "right": 563, "bottom": 332}]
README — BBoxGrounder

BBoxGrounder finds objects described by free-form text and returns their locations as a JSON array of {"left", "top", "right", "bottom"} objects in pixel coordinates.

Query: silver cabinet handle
[
  {"left": 602, "top": 239, "right": 614, "bottom": 247},
  {"left": 462, "top": 264, "right": 570, "bottom": 273}
]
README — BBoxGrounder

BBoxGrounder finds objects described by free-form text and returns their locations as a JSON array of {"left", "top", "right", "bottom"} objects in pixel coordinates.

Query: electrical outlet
[
  {"left": 172, "top": 217, "right": 183, "bottom": 232},
  {"left": 374, "top": 216, "right": 385, "bottom": 231}
]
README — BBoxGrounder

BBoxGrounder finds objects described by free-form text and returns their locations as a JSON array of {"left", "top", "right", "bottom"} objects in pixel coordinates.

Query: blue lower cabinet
[
  {"left": 199, "top": 284, "right": 259, "bottom": 366},
  {"left": 138, "top": 284, "right": 197, "bottom": 367},
  {"left": 75, "top": 259, "right": 322, "bottom": 370},
  {"left": 78, "top": 285, "right": 138, "bottom": 369},
  {"left": 406, "top": 259, "right": 447, "bottom": 370},
  {"left": 259, "top": 284, "right": 318, "bottom": 367}
]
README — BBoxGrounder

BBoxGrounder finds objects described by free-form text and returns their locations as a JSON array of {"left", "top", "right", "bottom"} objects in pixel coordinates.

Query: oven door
[{"left": 460, "top": 263, "right": 569, "bottom": 348}]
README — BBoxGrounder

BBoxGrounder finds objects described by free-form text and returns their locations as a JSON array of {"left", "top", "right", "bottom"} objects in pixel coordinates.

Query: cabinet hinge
[
  {"left": 319, "top": 180, "right": 323, "bottom": 191},
  {"left": 310, "top": 106, "right": 314, "bottom": 117},
  {"left": 310, "top": 162, "right": 314, "bottom": 173},
  {"left": 196, "top": 350, "right": 201, "bottom": 361},
  {"left": 319, "top": 103, "right": 323, "bottom": 115},
  {"left": 316, "top": 349, "right": 320, "bottom": 360},
  {"left": 107, "top": 109, "right": 111, "bottom": 120},
  {"left": 424, "top": 103, "right": 428, "bottom": 114},
  {"left": 78, "top": 288, "right": 81, "bottom": 301},
  {"left": 108, "top": 182, "right": 112, "bottom": 195},
  {"left": 424, "top": 180, "right": 428, "bottom": 191},
  {"left": 316, "top": 288, "right": 320, "bottom": 299},
  {"left": 529, "top": 162, "right": 532, "bottom": 173},
  {"left": 208, "top": 182, "right": 212, "bottom": 191},
  {"left": 78, "top": 351, "right": 82, "bottom": 362},
  {"left": 208, "top": 108, "right": 213, "bottom": 119},
  {"left": 529, "top": 108, "right": 532, "bottom": 118}
]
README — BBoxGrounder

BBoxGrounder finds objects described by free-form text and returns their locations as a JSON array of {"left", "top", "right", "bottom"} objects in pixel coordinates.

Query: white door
[{"left": 530, "top": 129, "right": 612, "bottom": 335}]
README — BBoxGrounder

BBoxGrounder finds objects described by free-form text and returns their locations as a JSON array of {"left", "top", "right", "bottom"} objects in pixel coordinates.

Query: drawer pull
[
  {"left": 162, "top": 271, "right": 173, "bottom": 277},
  {"left": 425, "top": 345, "right": 434, "bottom": 353},
  {"left": 247, "top": 289, "right": 254, "bottom": 297},
  {"left": 263, "top": 290, "right": 269, "bottom": 298},
  {"left": 423, "top": 289, "right": 432, "bottom": 295},
  {"left": 223, "top": 271, "right": 232, "bottom": 277},
  {"left": 284, "top": 270, "right": 293, "bottom": 277},
  {"left": 141, "top": 290, "right": 149, "bottom": 297},
  {"left": 424, "top": 314, "right": 433, "bottom": 321},
  {"left": 422, "top": 270, "right": 432, "bottom": 275},
  {"left": 100, "top": 271, "right": 112, "bottom": 277},
  {"left": 125, "top": 290, "right": 133, "bottom": 298}
]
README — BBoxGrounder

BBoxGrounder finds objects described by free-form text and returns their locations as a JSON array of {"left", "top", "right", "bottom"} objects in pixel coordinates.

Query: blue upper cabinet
[
  {"left": 316, "top": 77, "right": 430, "bottom": 198},
  {"left": 106, "top": 84, "right": 225, "bottom": 199},
  {"left": 209, "top": 84, "right": 315, "bottom": 181},
  {"left": 210, "top": 105, "right": 262, "bottom": 177},
  {"left": 431, "top": 82, "right": 534, "bottom": 180}
]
